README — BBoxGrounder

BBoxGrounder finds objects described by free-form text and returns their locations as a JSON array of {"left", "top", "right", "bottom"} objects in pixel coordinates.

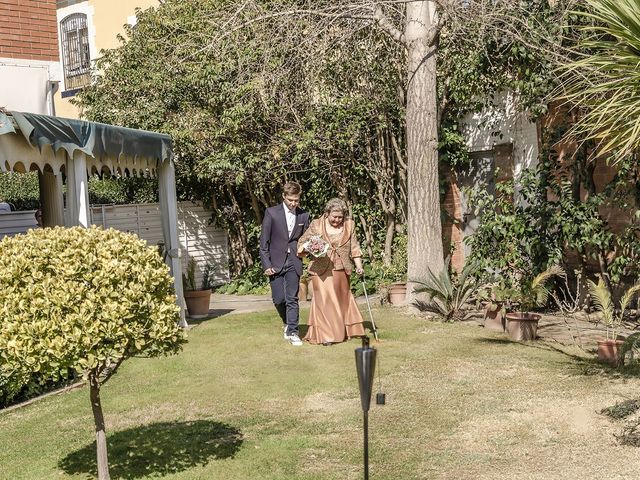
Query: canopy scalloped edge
[{"left": 0, "top": 111, "right": 173, "bottom": 164}]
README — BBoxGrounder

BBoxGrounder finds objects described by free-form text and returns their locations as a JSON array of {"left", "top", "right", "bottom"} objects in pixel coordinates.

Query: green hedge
[
  {"left": 0, "top": 172, "right": 40, "bottom": 210},
  {"left": 0, "top": 172, "right": 159, "bottom": 210}
]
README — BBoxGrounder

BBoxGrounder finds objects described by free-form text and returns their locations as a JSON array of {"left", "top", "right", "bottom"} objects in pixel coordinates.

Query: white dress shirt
[{"left": 284, "top": 203, "right": 296, "bottom": 237}]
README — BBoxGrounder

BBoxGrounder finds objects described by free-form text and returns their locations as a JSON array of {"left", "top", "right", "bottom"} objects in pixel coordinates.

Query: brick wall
[
  {"left": 0, "top": 0, "right": 59, "bottom": 61},
  {"left": 442, "top": 169, "right": 466, "bottom": 273}
]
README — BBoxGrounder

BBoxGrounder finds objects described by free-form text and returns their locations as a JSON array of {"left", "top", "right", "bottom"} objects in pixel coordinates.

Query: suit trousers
[{"left": 269, "top": 253, "right": 300, "bottom": 335}]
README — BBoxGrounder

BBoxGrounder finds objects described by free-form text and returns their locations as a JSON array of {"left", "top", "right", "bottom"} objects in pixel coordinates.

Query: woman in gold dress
[{"left": 297, "top": 198, "right": 366, "bottom": 345}]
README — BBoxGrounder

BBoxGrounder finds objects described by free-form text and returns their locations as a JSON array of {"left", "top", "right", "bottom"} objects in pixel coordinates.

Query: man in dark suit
[{"left": 259, "top": 181, "right": 310, "bottom": 346}]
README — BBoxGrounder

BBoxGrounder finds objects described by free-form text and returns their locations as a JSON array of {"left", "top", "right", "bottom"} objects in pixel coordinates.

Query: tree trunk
[
  {"left": 405, "top": 1, "right": 444, "bottom": 298},
  {"left": 226, "top": 182, "right": 253, "bottom": 273},
  {"left": 89, "top": 374, "right": 110, "bottom": 480}
]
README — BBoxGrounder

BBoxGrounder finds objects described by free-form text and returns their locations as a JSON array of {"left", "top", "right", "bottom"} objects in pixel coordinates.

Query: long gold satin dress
[{"left": 304, "top": 231, "right": 366, "bottom": 344}]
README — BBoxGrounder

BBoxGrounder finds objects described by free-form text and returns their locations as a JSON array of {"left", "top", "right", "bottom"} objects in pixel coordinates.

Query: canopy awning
[
  {"left": 1, "top": 111, "right": 172, "bottom": 162},
  {"left": 0, "top": 111, "right": 172, "bottom": 177}
]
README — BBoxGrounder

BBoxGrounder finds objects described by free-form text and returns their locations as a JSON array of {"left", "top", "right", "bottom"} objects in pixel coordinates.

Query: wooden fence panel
[
  {"left": 90, "top": 202, "right": 230, "bottom": 287},
  {"left": 0, "top": 203, "right": 230, "bottom": 287}
]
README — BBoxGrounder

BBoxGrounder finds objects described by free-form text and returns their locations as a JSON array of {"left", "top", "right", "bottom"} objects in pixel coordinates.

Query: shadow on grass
[
  {"left": 474, "top": 337, "right": 513, "bottom": 345},
  {"left": 299, "top": 324, "right": 309, "bottom": 338},
  {"left": 186, "top": 309, "right": 235, "bottom": 326},
  {"left": 475, "top": 335, "right": 640, "bottom": 379},
  {"left": 59, "top": 420, "right": 243, "bottom": 479}
]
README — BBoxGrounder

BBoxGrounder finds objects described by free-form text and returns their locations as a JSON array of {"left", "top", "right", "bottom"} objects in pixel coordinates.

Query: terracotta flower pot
[
  {"left": 388, "top": 282, "right": 407, "bottom": 305},
  {"left": 597, "top": 339, "right": 624, "bottom": 366},
  {"left": 482, "top": 301, "right": 505, "bottom": 332},
  {"left": 184, "top": 289, "right": 212, "bottom": 318},
  {"left": 505, "top": 312, "right": 541, "bottom": 341}
]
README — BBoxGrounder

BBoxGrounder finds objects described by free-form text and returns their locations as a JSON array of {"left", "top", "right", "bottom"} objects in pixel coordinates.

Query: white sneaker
[
  {"left": 289, "top": 334, "right": 303, "bottom": 346},
  {"left": 283, "top": 325, "right": 290, "bottom": 340}
]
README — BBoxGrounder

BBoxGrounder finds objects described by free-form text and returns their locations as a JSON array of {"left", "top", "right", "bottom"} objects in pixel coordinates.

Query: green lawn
[{"left": 2, "top": 307, "right": 640, "bottom": 479}]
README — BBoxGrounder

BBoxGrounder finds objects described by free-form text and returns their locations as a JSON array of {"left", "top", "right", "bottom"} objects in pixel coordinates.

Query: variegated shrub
[{"left": 0, "top": 226, "right": 185, "bottom": 479}]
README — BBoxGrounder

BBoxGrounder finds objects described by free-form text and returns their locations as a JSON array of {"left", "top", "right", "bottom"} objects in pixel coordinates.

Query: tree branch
[{"left": 374, "top": 5, "right": 406, "bottom": 45}]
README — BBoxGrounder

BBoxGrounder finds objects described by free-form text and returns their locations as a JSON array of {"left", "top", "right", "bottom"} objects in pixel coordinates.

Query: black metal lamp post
[{"left": 355, "top": 336, "right": 376, "bottom": 480}]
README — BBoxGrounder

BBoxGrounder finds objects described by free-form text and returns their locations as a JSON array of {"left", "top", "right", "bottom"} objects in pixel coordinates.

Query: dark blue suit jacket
[{"left": 259, "top": 203, "right": 310, "bottom": 276}]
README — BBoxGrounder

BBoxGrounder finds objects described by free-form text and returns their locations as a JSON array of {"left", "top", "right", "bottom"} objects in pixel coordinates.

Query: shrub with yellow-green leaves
[
  {"left": 0, "top": 225, "right": 185, "bottom": 401},
  {"left": 0, "top": 226, "right": 185, "bottom": 478}
]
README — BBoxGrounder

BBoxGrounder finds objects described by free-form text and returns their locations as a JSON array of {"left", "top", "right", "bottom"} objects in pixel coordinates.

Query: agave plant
[
  {"left": 560, "top": 0, "right": 640, "bottom": 161},
  {"left": 588, "top": 278, "right": 640, "bottom": 341},
  {"left": 412, "top": 257, "right": 482, "bottom": 321}
]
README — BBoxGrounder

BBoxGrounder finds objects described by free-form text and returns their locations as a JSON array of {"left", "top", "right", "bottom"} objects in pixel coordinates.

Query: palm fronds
[
  {"left": 587, "top": 278, "right": 614, "bottom": 327},
  {"left": 531, "top": 265, "right": 565, "bottom": 307},
  {"left": 560, "top": 0, "right": 640, "bottom": 160},
  {"left": 620, "top": 284, "right": 640, "bottom": 317},
  {"left": 588, "top": 279, "right": 640, "bottom": 342}
]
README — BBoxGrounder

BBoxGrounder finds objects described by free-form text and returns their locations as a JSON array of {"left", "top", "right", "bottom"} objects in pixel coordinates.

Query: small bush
[
  {"left": 89, "top": 176, "right": 158, "bottom": 205},
  {"left": 0, "top": 226, "right": 184, "bottom": 403},
  {"left": 600, "top": 399, "right": 640, "bottom": 420},
  {"left": 216, "top": 264, "right": 269, "bottom": 295},
  {"left": 0, "top": 171, "right": 40, "bottom": 210},
  {"left": 413, "top": 257, "right": 482, "bottom": 321}
]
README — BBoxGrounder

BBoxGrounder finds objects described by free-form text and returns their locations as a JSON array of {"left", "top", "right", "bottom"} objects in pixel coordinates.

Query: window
[{"left": 60, "top": 13, "right": 91, "bottom": 91}]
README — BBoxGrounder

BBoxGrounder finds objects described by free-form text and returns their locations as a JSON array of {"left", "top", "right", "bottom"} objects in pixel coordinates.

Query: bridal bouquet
[{"left": 303, "top": 235, "right": 330, "bottom": 258}]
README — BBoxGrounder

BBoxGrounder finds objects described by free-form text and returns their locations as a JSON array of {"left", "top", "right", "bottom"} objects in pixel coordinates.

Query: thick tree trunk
[
  {"left": 89, "top": 374, "right": 110, "bottom": 480},
  {"left": 405, "top": 2, "right": 444, "bottom": 298}
]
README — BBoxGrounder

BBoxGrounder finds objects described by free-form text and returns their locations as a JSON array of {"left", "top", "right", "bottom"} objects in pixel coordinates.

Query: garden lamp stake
[{"left": 355, "top": 336, "right": 376, "bottom": 480}]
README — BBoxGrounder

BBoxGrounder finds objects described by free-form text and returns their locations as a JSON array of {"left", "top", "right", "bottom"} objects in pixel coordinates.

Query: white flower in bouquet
[{"left": 303, "top": 235, "right": 330, "bottom": 258}]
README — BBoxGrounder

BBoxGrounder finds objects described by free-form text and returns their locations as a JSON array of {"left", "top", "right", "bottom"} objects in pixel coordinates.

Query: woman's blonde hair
[{"left": 323, "top": 198, "right": 348, "bottom": 217}]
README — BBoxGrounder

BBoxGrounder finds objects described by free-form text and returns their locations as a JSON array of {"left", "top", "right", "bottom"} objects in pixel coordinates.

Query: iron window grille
[{"left": 60, "top": 13, "right": 91, "bottom": 90}]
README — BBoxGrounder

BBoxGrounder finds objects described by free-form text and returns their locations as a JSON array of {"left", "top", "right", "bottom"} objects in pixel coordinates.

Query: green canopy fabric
[
  {"left": 0, "top": 112, "right": 15, "bottom": 135},
  {"left": 4, "top": 111, "right": 172, "bottom": 162}
]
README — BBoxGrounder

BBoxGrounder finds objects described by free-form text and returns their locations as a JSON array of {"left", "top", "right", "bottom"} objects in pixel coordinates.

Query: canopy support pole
[
  {"left": 38, "top": 169, "right": 64, "bottom": 227},
  {"left": 64, "top": 151, "right": 90, "bottom": 227},
  {"left": 158, "top": 158, "right": 187, "bottom": 327}
]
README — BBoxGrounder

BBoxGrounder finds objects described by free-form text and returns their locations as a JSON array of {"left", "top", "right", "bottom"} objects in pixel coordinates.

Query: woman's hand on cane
[{"left": 354, "top": 258, "right": 364, "bottom": 276}]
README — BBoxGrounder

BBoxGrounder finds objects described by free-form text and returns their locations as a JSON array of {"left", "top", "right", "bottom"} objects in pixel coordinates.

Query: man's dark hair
[{"left": 283, "top": 181, "right": 302, "bottom": 196}]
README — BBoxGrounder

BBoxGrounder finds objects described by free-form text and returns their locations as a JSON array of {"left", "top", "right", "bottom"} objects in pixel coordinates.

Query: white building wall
[
  {"left": 0, "top": 58, "right": 62, "bottom": 115},
  {"left": 460, "top": 91, "right": 539, "bottom": 176}
]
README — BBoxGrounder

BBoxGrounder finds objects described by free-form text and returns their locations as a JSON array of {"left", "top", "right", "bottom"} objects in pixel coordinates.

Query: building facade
[
  {"left": 54, "top": 0, "right": 158, "bottom": 118},
  {"left": 0, "top": 0, "right": 61, "bottom": 115}
]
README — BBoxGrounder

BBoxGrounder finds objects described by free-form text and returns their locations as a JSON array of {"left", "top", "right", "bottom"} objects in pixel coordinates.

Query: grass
[{"left": 3, "top": 306, "right": 640, "bottom": 479}]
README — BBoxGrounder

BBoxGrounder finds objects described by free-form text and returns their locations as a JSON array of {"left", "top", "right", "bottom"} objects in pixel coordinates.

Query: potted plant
[
  {"left": 503, "top": 265, "right": 564, "bottom": 341},
  {"left": 182, "top": 258, "right": 213, "bottom": 318},
  {"left": 478, "top": 282, "right": 515, "bottom": 332},
  {"left": 588, "top": 279, "right": 640, "bottom": 366},
  {"left": 374, "top": 233, "right": 407, "bottom": 305},
  {"left": 388, "top": 280, "right": 407, "bottom": 305}
]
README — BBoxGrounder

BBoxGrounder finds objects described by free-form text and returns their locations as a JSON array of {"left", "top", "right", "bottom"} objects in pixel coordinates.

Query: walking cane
[{"left": 360, "top": 275, "right": 380, "bottom": 342}]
